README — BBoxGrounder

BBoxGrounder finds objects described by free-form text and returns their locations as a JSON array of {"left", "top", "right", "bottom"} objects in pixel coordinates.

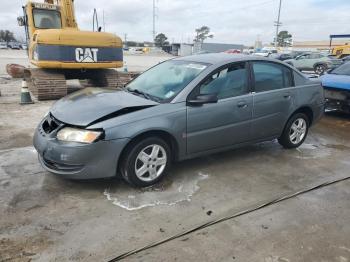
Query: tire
[
  {"left": 278, "top": 113, "right": 309, "bottom": 149},
  {"left": 314, "top": 64, "right": 327, "bottom": 75},
  {"left": 120, "top": 136, "right": 171, "bottom": 187}
]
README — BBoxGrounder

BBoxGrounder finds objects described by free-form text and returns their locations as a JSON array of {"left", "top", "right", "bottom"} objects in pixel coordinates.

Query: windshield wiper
[{"left": 125, "top": 87, "right": 159, "bottom": 102}]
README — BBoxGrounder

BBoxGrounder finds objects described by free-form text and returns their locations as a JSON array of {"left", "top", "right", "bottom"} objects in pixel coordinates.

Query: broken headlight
[{"left": 57, "top": 127, "right": 102, "bottom": 144}]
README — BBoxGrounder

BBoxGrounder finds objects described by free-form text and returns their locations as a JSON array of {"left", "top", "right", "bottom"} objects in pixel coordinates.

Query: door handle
[
  {"left": 283, "top": 94, "right": 291, "bottom": 99},
  {"left": 237, "top": 101, "right": 248, "bottom": 108}
]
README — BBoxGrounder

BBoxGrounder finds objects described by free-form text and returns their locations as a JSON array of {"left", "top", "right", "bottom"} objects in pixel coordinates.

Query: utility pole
[
  {"left": 102, "top": 9, "right": 105, "bottom": 32},
  {"left": 152, "top": 0, "right": 156, "bottom": 44},
  {"left": 274, "top": 0, "right": 282, "bottom": 48},
  {"left": 124, "top": 33, "right": 127, "bottom": 49}
]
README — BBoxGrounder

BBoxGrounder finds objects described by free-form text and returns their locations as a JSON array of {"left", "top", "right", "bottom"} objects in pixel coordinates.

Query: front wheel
[
  {"left": 278, "top": 113, "right": 309, "bottom": 149},
  {"left": 120, "top": 137, "right": 171, "bottom": 187}
]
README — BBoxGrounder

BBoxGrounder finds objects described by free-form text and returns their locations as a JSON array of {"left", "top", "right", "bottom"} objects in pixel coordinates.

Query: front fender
[{"left": 101, "top": 107, "right": 187, "bottom": 158}]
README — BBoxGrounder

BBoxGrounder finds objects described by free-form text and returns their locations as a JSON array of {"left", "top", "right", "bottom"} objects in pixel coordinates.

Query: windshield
[
  {"left": 33, "top": 9, "right": 61, "bottom": 29},
  {"left": 126, "top": 60, "right": 208, "bottom": 101},
  {"left": 330, "top": 62, "right": 350, "bottom": 76}
]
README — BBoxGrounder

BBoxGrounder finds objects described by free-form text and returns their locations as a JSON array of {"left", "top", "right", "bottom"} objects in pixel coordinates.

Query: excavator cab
[{"left": 33, "top": 9, "right": 62, "bottom": 29}]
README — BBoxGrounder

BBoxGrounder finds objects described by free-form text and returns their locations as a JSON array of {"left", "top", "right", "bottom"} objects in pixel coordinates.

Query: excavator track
[
  {"left": 79, "top": 70, "right": 140, "bottom": 89},
  {"left": 24, "top": 68, "right": 140, "bottom": 101},
  {"left": 24, "top": 69, "right": 68, "bottom": 101}
]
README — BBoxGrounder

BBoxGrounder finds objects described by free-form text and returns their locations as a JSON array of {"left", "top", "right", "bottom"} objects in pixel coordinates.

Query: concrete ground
[{"left": 0, "top": 50, "right": 349, "bottom": 262}]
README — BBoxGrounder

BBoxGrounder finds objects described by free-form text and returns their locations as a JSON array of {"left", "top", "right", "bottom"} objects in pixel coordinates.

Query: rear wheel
[
  {"left": 314, "top": 64, "right": 327, "bottom": 75},
  {"left": 120, "top": 137, "right": 171, "bottom": 187},
  {"left": 278, "top": 113, "right": 309, "bottom": 149}
]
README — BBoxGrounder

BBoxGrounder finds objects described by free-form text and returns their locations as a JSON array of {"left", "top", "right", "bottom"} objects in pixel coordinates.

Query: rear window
[{"left": 252, "top": 62, "right": 294, "bottom": 92}]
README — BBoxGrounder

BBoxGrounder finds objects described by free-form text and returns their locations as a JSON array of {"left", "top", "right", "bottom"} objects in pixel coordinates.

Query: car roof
[{"left": 173, "top": 53, "right": 282, "bottom": 65}]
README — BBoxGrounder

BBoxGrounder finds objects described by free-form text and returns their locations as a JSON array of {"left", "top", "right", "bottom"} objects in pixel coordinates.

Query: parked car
[
  {"left": 269, "top": 53, "right": 293, "bottom": 61},
  {"left": 342, "top": 55, "right": 350, "bottom": 63},
  {"left": 285, "top": 52, "right": 343, "bottom": 75},
  {"left": 0, "top": 42, "right": 7, "bottom": 49},
  {"left": 253, "top": 50, "right": 271, "bottom": 57},
  {"left": 320, "top": 62, "right": 350, "bottom": 113},
  {"left": 7, "top": 42, "right": 21, "bottom": 49},
  {"left": 289, "top": 51, "right": 307, "bottom": 59},
  {"left": 34, "top": 54, "right": 324, "bottom": 187},
  {"left": 224, "top": 49, "right": 241, "bottom": 54},
  {"left": 20, "top": 43, "right": 28, "bottom": 50}
]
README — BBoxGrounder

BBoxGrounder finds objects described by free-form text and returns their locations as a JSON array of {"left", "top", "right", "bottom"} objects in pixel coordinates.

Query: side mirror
[
  {"left": 187, "top": 94, "right": 218, "bottom": 106},
  {"left": 17, "top": 16, "right": 25, "bottom": 26}
]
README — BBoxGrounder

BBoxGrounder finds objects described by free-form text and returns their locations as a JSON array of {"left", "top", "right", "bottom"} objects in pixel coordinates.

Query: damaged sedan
[{"left": 34, "top": 54, "right": 324, "bottom": 187}]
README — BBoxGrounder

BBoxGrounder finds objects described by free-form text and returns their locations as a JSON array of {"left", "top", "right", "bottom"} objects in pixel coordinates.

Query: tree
[
  {"left": 194, "top": 26, "right": 213, "bottom": 44},
  {"left": 154, "top": 33, "right": 169, "bottom": 47},
  {"left": 277, "top": 30, "right": 292, "bottom": 47},
  {"left": 0, "top": 30, "right": 16, "bottom": 43}
]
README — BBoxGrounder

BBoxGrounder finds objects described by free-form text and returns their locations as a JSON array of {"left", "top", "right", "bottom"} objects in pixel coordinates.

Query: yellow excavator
[
  {"left": 329, "top": 34, "right": 350, "bottom": 59},
  {"left": 17, "top": 0, "right": 123, "bottom": 100}
]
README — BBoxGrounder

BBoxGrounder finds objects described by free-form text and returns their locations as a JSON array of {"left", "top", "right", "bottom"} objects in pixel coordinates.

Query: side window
[
  {"left": 310, "top": 53, "right": 321, "bottom": 59},
  {"left": 300, "top": 54, "right": 311, "bottom": 59},
  {"left": 200, "top": 63, "right": 248, "bottom": 99},
  {"left": 252, "top": 62, "right": 294, "bottom": 92}
]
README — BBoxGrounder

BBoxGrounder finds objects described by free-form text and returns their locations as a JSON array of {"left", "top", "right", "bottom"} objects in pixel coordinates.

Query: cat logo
[{"left": 75, "top": 48, "right": 98, "bottom": 63}]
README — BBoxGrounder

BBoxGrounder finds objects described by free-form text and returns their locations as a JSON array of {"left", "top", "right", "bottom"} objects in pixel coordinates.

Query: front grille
[{"left": 42, "top": 114, "right": 61, "bottom": 134}]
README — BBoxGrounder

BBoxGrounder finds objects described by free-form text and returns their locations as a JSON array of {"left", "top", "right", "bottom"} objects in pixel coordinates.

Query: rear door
[
  {"left": 250, "top": 61, "right": 296, "bottom": 140},
  {"left": 186, "top": 62, "right": 253, "bottom": 154}
]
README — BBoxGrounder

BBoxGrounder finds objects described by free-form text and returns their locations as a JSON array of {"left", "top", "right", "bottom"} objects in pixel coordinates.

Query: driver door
[{"left": 186, "top": 62, "right": 253, "bottom": 154}]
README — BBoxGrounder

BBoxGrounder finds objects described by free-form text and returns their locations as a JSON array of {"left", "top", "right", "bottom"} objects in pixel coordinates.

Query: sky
[{"left": 1, "top": 0, "right": 350, "bottom": 45}]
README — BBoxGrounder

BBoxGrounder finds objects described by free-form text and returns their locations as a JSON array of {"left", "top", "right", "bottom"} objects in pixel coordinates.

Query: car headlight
[{"left": 57, "top": 127, "right": 102, "bottom": 144}]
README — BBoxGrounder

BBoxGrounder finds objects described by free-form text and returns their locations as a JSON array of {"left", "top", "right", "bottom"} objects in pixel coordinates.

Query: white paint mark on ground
[
  {"left": 294, "top": 143, "right": 331, "bottom": 159},
  {"left": 104, "top": 172, "right": 209, "bottom": 210}
]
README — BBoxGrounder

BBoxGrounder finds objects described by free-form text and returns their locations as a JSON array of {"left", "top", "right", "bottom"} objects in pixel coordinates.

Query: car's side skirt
[{"left": 178, "top": 135, "right": 279, "bottom": 161}]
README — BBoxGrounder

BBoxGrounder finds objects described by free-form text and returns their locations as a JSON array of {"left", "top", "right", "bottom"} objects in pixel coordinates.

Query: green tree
[
  {"left": 0, "top": 30, "right": 16, "bottom": 43},
  {"left": 277, "top": 30, "right": 292, "bottom": 47},
  {"left": 154, "top": 33, "right": 169, "bottom": 47},
  {"left": 194, "top": 26, "right": 213, "bottom": 43}
]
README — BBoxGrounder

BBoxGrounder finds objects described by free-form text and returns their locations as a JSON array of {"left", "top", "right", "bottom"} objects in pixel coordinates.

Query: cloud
[{"left": 1, "top": 0, "right": 350, "bottom": 45}]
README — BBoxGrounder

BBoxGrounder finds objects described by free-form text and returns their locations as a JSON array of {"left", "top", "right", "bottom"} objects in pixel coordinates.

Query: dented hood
[{"left": 50, "top": 88, "right": 158, "bottom": 127}]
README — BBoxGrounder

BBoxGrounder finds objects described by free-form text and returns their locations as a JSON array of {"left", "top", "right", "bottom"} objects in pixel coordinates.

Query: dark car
[
  {"left": 34, "top": 54, "right": 324, "bottom": 187},
  {"left": 270, "top": 53, "right": 293, "bottom": 61},
  {"left": 342, "top": 56, "right": 350, "bottom": 63},
  {"left": 7, "top": 42, "right": 21, "bottom": 49}
]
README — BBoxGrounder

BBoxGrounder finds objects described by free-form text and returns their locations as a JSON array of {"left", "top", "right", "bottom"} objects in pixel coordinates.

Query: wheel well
[
  {"left": 119, "top": 130, "right": 179, "bottom": 163},
  {"left": 292, "top": 107, "right": 314, "bottom": 125},
  {"left": 313, "top": 62, "right": 326, "bottom": 69}
]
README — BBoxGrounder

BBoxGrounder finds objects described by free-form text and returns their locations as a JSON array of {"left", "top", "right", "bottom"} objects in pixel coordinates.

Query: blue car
[{"left": 320, "top": 62, "right": 350, "bottom": 113}]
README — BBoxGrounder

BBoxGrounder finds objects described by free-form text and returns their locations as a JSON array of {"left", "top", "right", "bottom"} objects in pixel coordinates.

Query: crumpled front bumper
[{"left": 33, "top": 122, "right": 129, "bottom": 180}]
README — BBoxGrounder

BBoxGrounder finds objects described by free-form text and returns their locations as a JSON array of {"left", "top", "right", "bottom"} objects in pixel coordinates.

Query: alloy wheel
[
  {"left": 134, "top": 144, "right": 167, "bottom": 182},
  {"left": 289, "top": 118, "right": 307, "bottom": 144},
  {"left": 315, "top": 65, "right": 326, "bottom": 75}
]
